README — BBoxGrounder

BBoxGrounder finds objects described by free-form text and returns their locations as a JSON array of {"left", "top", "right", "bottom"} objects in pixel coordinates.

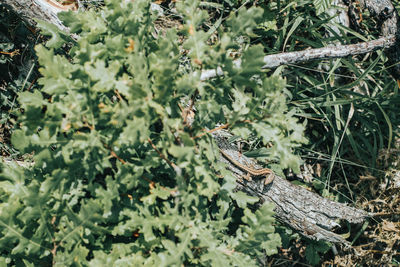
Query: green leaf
[
  {"left": 35, "top": 19, "right": 72, "bottom": 49},
  {"left": 231, "top": 191, "right": 259, "bottom": 209},
  {"left": 11, "top": 129, "right": 30, "bottom": 151},
  {"left": 262, "top": 233, "right": 282, "bottom": 256},
  {"left": 18, "top": 90, "right": 44, "bottom": 108},
  {"left": 227, "top": 6, "right": 264, "bottom": 36},
  {"left": 85, "top": 60, "right": 120, "bottom": 92},
  {"left": 313, "top": 0, "right": 332, "bottom": 16}
]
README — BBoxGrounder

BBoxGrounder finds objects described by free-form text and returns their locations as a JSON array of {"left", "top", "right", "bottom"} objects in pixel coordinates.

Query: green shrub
[{"left": 0, "top": 0, "right": 307, "bottom": 265}]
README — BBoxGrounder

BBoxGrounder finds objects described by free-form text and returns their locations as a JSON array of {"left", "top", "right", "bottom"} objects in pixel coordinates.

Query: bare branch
[
  {"left": 262, "top": 36, "right": 396, "bottom": 68},
  {"left": 214, "top": 131, "right": 371, "bottom": 244},
  {"left": 201, "top": 35, "right": 396, "bottom": 81},
  {"left": 0, "top": 0, "right": 74, "bottom": 32}
]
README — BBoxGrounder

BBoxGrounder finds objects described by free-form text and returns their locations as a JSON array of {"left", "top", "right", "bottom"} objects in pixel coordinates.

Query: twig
[
  {"left": 193, "top": 123, "right": 230, "bottom": 139},
  {"left": 114, "top": 89, "right": 123, "bottom": 102},
  {"left": 27, "top": 77, "right": 38, "bottom": 91},
  {"left": 0, "top": 49, "right": 20, "bottom": 57},
  {"left": 147, "top": 137, "right": 179, "bottom": 171},
  {"left": 109, "top": 150, "right": 126, "bottom": 165},
  {"left": 102, "top": 142, "right": 126, "bottom": 165}
]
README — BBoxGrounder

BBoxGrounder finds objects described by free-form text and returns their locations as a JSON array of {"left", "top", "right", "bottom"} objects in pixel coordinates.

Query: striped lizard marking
[
  {"left": 41, "top": 0, "right": 77, "bottom": 11},
  {"left": 219, "top": 148, "right": 275, "bottom": 185}
]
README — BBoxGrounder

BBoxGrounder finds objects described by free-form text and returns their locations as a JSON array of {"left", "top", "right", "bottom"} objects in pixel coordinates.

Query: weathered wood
[
  {"left": 0, "top": 0, "right": 72, "bottom": 32},
  {"left": 359, "top": 0, "right": 400, "bottom": 81},
  {"left": 200, "top": 36, "right": 396, "bottom": 81},
  {"left": 214, "top": 131, "right": 370, "bottom": 244}
]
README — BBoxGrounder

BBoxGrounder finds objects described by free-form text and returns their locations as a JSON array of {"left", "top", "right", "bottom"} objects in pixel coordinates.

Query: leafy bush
[{"left": 0, "top": 0, "right": 307, "bottom": 265}]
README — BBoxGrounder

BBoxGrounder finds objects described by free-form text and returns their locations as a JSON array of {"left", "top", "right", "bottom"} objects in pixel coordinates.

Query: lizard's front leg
[{"left": 242, "top": 173, "right": 252, "bottom": 181}]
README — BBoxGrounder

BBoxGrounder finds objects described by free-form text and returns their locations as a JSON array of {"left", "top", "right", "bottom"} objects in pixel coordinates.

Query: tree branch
[
  {"left": 214, "top": 131, "right": 370, "bottom": 244},
  {"left": 200, "top": 36, "right": 396, "bottom": 81},
  {"left": 0, "top": 0, "right": 74, "bottom": 32}
]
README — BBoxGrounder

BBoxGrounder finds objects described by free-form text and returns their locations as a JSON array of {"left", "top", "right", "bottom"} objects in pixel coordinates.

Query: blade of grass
[
  {"left": 326, "top": 103, "right": 354, "bottom": 191},
  {"left": 376, "top": 102, "right": 393, "bottom": 150},
  {"left": 283, "top": 16, "right": 304, "bottom": 52}
]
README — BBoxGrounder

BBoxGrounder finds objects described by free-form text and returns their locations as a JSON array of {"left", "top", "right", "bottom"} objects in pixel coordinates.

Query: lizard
[
  {"left": 40, "top": 0, "right": 77, "bottom": 11},
  {"left": 219, "top": 148, "right": 275, "bottom": 185}
]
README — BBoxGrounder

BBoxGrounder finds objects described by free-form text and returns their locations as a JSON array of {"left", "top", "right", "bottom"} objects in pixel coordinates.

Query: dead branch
[
  {"left": 214, "top": 131, "right": 371, "bottom": 244},
  {"left": 200, "top": 36, "right": 396, "bottom": 81},
  {"left": 0, "top": 0, "right": 74, "bottom": 32},
  {"left": 260, "top": 35, "right": 395, "bottom": 69}
]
